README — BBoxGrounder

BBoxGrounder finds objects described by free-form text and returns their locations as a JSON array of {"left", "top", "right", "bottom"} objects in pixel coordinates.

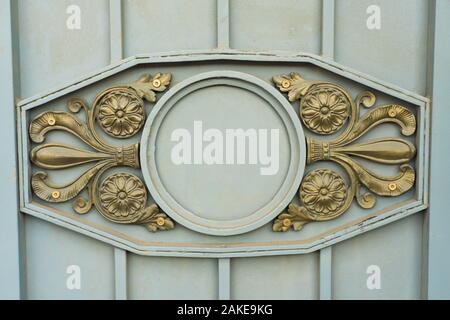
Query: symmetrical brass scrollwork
[
  {"left": 28, "top": 70, "right": 418, "bottom": 235},
  {"left": 29, "top": 74, "right": 174, "bottom": 232},
  {"left": 272, "top": 73, "right": 417, "bottom": 232}
]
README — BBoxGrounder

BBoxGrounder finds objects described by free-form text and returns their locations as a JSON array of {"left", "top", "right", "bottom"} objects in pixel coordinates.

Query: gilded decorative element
[
  {"left": 29, "top": 74, "right": 174, "bottom": 232},
  {"left": 274, "top": 73, "right": 351, "bottom": 134},
  {"left": 95, "top": 73, "right": 171, "bottom": 138},
  {"left": 97, "top": 173, "right": 174, "bottom": 232},
  {"left": 97, "top": 89, "right": 145, "bottom": 138},
  {"left": 273, "top": 73, "right": 417, "bottom": 232},
  {"left": 300, "top": 169, "right": 347, "bottom": 217},
  {"left": 99, "top": 173, "right": 147, "bottom": 218}
]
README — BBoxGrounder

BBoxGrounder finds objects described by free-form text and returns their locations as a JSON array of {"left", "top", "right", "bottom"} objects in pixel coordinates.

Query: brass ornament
[
  {"left": 96, "top": 88, "right": 145, "bottom": 138},
  {"left": 300, "top": 85, "right": 351, "bottom": 135},
  {"left": 95, "top": 73, "right": 171, "bottom": 138},
  {"left": 99, "top": 173, "right": 147, "bottom": 220},
  {"left": 96, "top": 173, "right": 174, "bottom": 232},
  {"left": 273, "top": 73, "right": 351, "bottom": 135},
  {"left": 29, "top": 74, "right": 175, "bottom": 232},
  {"left": 299, "top": 169, "right": 347, "bottom": 218},
  {"left": 273, "top": 73, "right": 417, "bottom": 232}
]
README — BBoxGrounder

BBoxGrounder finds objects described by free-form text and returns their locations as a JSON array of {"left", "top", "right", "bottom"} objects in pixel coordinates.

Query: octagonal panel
[{"left": 17, "top": 51, "right": 429, "bottom": 257}]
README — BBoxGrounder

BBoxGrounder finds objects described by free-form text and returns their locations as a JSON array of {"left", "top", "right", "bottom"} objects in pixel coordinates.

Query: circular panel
[{"left": 141, "top": 71, "right": 306, "bottom": 236}]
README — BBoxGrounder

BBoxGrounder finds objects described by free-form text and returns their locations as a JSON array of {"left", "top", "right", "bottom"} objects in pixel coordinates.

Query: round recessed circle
[{"left": 140, "top": 71, "right": 306, "bottom": 236}]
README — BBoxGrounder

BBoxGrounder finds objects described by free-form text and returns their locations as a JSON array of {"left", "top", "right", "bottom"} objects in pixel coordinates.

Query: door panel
[
  {"left": 332, "top": 214, "right": 423, "bottom": 299},
  {"left": 128, "top": 255, "right": 218, "bottom": 300},
  {"left": 335, "top": 0, "right": 429, "bottom": 95},
  {"left": 123, "top": 0, "right": 217, "bottom": 55},
  {"left": 18, "top": 0, "right": 110, "bottom": 98},
  {"left": 25, "top": 216, "right": 115, "bottom": 299},
  {"left": 1, "top": 0, "right": 446, "bottom": 300},
  {"left": 229, "top": 0, "right": 322, "bottom": 53},
  {"left": 231, "top": 254, "right": 319, "bottom": 300}
]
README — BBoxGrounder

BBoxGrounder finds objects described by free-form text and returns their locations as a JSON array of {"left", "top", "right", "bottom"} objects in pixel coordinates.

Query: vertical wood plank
[
  {"left": 217, "top": 0, "right": 230, "bottom": 49},
  {"left": 109, "top": 0, "right": 127, "bottom": 300},
  {"left": 114, "top": 248, "right": 127, "bottom": 300},
  {"left": 321, "top": 0, "right": 335, "bottom": 59},
  {"left": 427, "top": 0, "right": 450, "bottom": 300},
  {"left": 218, "top": 258, "right": 231, "bottom": 300},
  {"left": 110, "top": 0, "right": 123, "bottom": 62},
  {"left": 0, "top": 0, "right": 25, "bottom": 299},
  {"left": 319, "top": 247, "right": 332, "bottom": 300}
]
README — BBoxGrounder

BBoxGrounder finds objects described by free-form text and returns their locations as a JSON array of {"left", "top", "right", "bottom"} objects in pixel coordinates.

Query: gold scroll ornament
[
  {"left": 29, "top": 74, "right": 174, "bottom": 232},
  {"left": 272, "top": 73, "right": 416, "bottom": 232}
]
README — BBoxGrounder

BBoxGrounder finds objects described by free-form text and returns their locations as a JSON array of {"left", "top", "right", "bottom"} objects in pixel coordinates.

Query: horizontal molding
[
  {"left": 21, "top": 201, "right": 427, "bottom": 258},
  {"left": 17, "top": 50, "right": 430, "bottom": 109}
]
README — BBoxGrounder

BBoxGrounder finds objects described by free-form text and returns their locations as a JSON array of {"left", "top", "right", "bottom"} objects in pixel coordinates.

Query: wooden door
[{"left": 1, "top": 0, "right": 449, "bottom": 300}]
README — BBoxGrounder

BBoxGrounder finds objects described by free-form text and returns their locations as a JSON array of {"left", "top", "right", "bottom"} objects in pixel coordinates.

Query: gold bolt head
[
  {"left": 388, "top": 183, "right": 397, "bottom": 191},
  {"left": 281, "top": 80, "right": 291, "bottom": 89},
  {"left": 388, "top": 109, "right": 397, "bottom": 118},
  {"left": 48, "top": 118, "right": 56, "bottom": 126},
  {"left": 152, "top": 79, "right": 161, "bottom": 88},
  {"left": 156, "top": 217, "right": 165, "bottom": 226},
  {"left": 282, "top": 218, "right": 292, "bottom": 227},
  {"left": 51, "top": 191, "right": 61, "bottom": 199}
]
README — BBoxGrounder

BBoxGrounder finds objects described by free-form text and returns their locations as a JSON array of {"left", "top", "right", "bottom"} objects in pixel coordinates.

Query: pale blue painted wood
[
  {"left": 25, "top": 216, "right": 115, "bottom": 299},
  {"left": 0, "top": 0, "right": 25, "bottom": 299},
  {"left": 319, "top": 247, "right": 332, "bottom": 300},
  {"left": 127, "top": 255, "right": 218, "bottom": 299},
  {"left": 217, "top": 0, "right": 230, "bottom": 49},
  {"left": 122, "top": 0, "right": 216, "bottom": 56},
  {"left": 321, "top": 0, "right": 335, "bottom": 59},
  {"left": 17, "top": 0, "right": 110, "bottom": 98},
  {"left": 427, "top": 0, "right": 450, "bottom": 300},
  {"left": 109, "top": 0, "right": 123, "bottom": 62},
  {"left": 332, "top": 214, "right": 423, "bottom": 299},
  {"left": 319, "top": 0, "right": 335, "bottom": 301},
  {"left": 114, "top": 248, "right": 127, "bottom": 300},
  {"left": 4, "top": 0, "right": 438, "bottom": 299},
  {"left": 218, "top": 258, "right": 230, "bottom": 300},
  {"left": 230, "top": 254, "right": 319, "bottom": 299},
  {"left": 335, "top": 0, "right": 430, "bottom": 95},
  {"left": 229, "top": 0, "right": 322, "bottom": 53},
  {"left": 109, "top": 0, "right": 128, "bottom": 301}
]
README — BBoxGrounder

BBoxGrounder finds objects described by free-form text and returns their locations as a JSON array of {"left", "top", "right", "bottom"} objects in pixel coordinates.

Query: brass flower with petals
[
  {"left": 99, "top": 173, "right": 147, "bottom": 220},
  {"left": 97, "top": 89, "right": 145, "bottom": 138},
  {"left": 300, "top": 86, "right": 350, "bottom": 135},
  {"left": 300, "top": 169, "right": 347, "bottom": 217}
]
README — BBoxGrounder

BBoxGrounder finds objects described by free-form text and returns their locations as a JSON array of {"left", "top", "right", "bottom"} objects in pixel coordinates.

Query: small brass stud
[
  {"left": 388, "top": 109, "right": 397, "bottom": 118},
  {"left": 51, "top": 191, "right": 61, "bottom": 199},
  {"left": 156, "top": 217, "right": 165, "bottom": 226},
  {"left": 281, "top": 80, "right": 291, "bottom": 89},
  {"left": 282, "top": 218, "right": 292, "bottom": 227},
  {"left": 152, "top": 79, "right": 161, "bottom": 88},
  {"left": 48, "top": 117, "right": 56, "bottom": 126},
  {"left": 388, "top": 183, "right": 397, "bottom": 191}
]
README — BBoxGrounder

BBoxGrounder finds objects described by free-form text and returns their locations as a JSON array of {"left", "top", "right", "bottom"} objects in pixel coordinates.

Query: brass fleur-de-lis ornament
[
  {"left": 29, "top": 74, "right": 174, "bottom": 232},
  {"left": 272, "top": 73, "right": 416, "bottom": 232}
]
